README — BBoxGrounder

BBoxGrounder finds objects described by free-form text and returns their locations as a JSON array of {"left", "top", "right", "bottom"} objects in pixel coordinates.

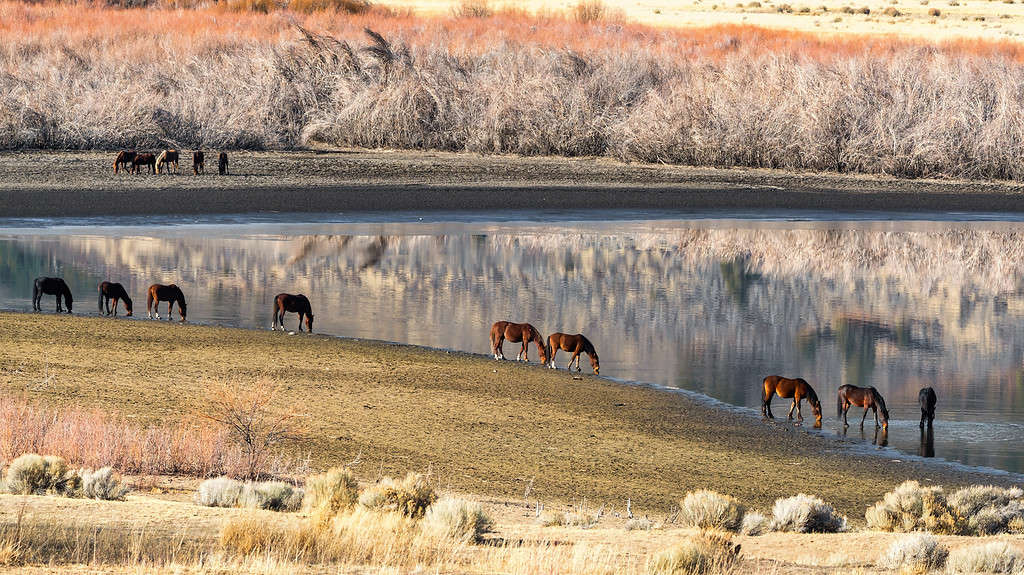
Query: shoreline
[
  {"left": 5, "top": 150, "right": 1024, "bottom": 217},
  {"left": 0, "top": 310, "right": 1016, "bottom": 520}
]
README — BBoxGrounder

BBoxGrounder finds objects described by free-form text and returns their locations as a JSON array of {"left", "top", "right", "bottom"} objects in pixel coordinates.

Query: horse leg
[
  {"left": 166, "top": 301, "right": 173, "bottom": 320},
  {"left": 570, "top": 351, "right": 581, "bottom": 372},
  {"left": 795, "top": 395, "right": 804, "bottom": 421},
  {"left": 787, "top": 399, "right": 797, "bottom": 420},
  {"left": 842, "top": 403, "right": 849, "bottom": 427},
  {"left": 763, "top": 391, "right": 774, "bottom": 419},
  {"left": 111, "top": 297, "right": 118, "bottom": 316},
  {"left": 297, "top": 314, "right": 303, "bottom": 332},
  {"left": 861, "top": 406, "right": 869, "bottom": 427},
  {"left": 496, "top": 336, "right": 505, "bottom": 360},
  {"left": 518, "top": 341, "right": 528, "bottom": 362},
  {"left": 548, "top": 347, "right": 557, "bottom": 369},
  {"left": 874, "top": 407, "right": 880, "bottom": 429}
]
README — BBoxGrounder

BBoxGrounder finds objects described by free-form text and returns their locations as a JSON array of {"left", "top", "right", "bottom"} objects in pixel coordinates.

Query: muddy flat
[
  {"left": 4, "top": 150, "right": 1024, "bottom": 217},
  {"left": 0, "top": 312, "right": 1014, "bottom": 520}
]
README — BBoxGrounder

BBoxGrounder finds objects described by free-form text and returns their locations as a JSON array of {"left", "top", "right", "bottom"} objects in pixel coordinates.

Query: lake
[{"left": 1, "top": 210, "right": 1022, "bottom": 474}]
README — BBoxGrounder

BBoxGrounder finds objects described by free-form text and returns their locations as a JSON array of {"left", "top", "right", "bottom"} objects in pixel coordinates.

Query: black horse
[
  {"left": 33, "top": 277, "right": 73, "bottom": 313},
  {"left": 98, "top": 281, "right": 133, "bottom": 317},
  {"left": 919, "top": 387, "right": 937, "bottom": 428}
]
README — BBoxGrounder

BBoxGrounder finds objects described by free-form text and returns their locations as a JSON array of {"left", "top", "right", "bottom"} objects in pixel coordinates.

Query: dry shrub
[
  {"left": 196, "top": 477, "right": 245, "bottom": 508},
  {"left": 647, "top": 531, "right": 741, "bottom": 575},
  {"left": 453, "top": 0, "right": 492, "bottom": 17},
  {"left": 304, "top": 467, "right": 360, "bottom": 518},
  {"left": 573, "top": 0, "right": 606, "bottom": 23},
  {"left": 740, "top": 511, "right": 769, "bottom": 536},
  {"left": 678, "top": 490, "right": 745, "bottom": 532},
  {"left": 866, "top": 482, "right": 1024, "bottom": 535},
  {"left": 287, "top": 0, "right": 370, "bottom": 12},
  {"left": 420, "top": 496, "right": 492, "bottom": 542},
  {"left": 358, "top": 472, "right": 436, "bottom": 518},
  {"left": 239, "top": 481, "right": 304, "bottom": 512},
  {"left": 3, "top": 454, "right": 79, "bottom": 496},
  {"left": 769, "top": 494, "right": 846, "bottom": 533},
  {"left": 877, "top": 533, "right": 948, "bottom": 572},
  {"left": 946, "top": 541, "right": 1022, "bottom": 574},
  {"left": 882, "top": 6, "right": 902, "bottom": 15},
  {"left": 626, "top": 517, "right": 655, "bottom": 531},
  {"left": 539, "top": 510, "right": 601, "bottom": 528},
  {"left": 0, "top": 396, "right": 299, "bottom": 479},
  {"left": 929, "top": 7, "right": 942, "bottom": 14},
  {"left": 78, "top": 467, "right": 129, "bottom": 501}
]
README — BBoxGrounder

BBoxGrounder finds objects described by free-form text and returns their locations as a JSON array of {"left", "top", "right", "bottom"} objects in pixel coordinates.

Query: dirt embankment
[{"left": 4, "top": 150, "right": 1024, "bottom": 217}]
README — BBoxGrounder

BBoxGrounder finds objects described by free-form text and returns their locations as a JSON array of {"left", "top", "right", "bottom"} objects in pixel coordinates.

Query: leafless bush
[
  {"left": 573, "top": 0, "right": 607, "bottom": 23},
  {"left": 678, "top": 490, "right": 745, "bottom": 532},
  {"left": 877, "top": 533, "right": 948, "bottom": 571}
]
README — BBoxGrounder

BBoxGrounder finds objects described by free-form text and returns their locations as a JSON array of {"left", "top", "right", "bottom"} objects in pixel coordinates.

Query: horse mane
[
  {"left": 580, "top": 334, "right": 597, "bottom": 357},
  {"left": 871, "top": 387, "right": 890, "bottom": 420},
  {"left": 803, "top": 381, "right": 819, "bottom": 406},
  {"left": 61, "top": 280, "right": 73, "bottom": 303}
]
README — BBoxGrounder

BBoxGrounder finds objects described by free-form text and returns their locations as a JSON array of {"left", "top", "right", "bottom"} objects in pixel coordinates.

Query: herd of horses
[
  {"left": 113, "top": 150, "right": 229, "bottom": 175},
  {"left": 32, "top": 278, "right": 940, "bottom": 440}
]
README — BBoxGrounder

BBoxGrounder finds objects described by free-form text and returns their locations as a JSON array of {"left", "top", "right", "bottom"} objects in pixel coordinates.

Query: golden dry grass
[{"left": 0, "top": 311, "right": 1012, "bottom": 520}]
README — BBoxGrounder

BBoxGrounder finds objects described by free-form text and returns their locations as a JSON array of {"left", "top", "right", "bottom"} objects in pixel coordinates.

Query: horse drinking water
[
  {"left": 919, "top": 387, "right": 937, "bottom": 428},
  {"left": 837, "top": 384, "right": 889, "bottom": 429},
  {"left": 32, "top": 277, "right": 73, "bottom": 313},
  {"left": 271, "top": 293, "right": 314, "bottom": 333},
  {"left": 489, "top": 321, "right": 548, "bottom": 364},
  {"left": 761, "top": 375, "right": 822, "bottom": 427},
  {"left": 546, "top": 333, "right": 599, "bottom": 375},
  {"left": 98, "top": 281, "right": 133, "bottom": 317},
  {"left": 146, "top": 284, "right": 187, "bottom": 321}
]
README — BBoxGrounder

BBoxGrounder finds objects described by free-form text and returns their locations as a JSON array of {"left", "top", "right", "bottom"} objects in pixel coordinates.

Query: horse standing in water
[
  {"left": 146, "top": 284, "right": 187, "bottom": 321},
  {"left": 546, "top": 333, "right": 599, "bottom": 375},
  {"left": 837, "top": 384, "right": 889, "bottom": 429},
  {"left": 919, "top": 387, "right": 937, "bottom": 428},
  {"left": 98, "top": 281, "right": 133, "bottom": 317},
  {"left": 271, "top": 293, "right": 314, "bottom": 333},
  {"left": 490, "top": 321, "right": 548, "bottom": 364},
  {"left": 761, "top": 375, "right": 822, "bottom": 428},
  {"left": 32, "top": 277, "right": 73, "bottom": 313}
]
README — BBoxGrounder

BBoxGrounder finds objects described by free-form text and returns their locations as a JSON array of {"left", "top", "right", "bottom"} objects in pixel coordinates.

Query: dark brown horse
[
  {"left": 919, "top": 387, "right": 937, "bottom": 428},
  {"left": 98, "top": 281, "right": 133, "bottom": 317},
  {"left": 218, "top": 152, "right": 228, "bottom": 175},
  {"left": 272, "top": 293, "right": 314, "bottom": 333},
  {"left": 33, "top": 277, "right": 73, "bottom": 313},
  {"left": 193, "top": 150, "right": 205, "bottom": 175},
  {"left": 837, "top": 384, "right": 889, "bottom": 429},
  {"left": 131, "top": 153, "right": 156, "bottom": 174},
  {"left": 761, "top": 375, "right": 822, "bottom": 427},
  {"left": 546, "top": 333, "right": 599, "bottom": 375},
  {"left": 156, "top": 149, "right": 179, "bottom": 174},
  {"left": 146, "top": 283, "right": 187, "bottom": 321},
  {"left": 490, "top": 321, "right": 548, "bottom": 364},
  {"left": 113, "top": 151, "right": 136, "bottom": 174}
]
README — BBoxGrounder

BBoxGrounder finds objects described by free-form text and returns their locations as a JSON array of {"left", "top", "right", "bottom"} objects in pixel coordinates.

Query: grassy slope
[{"left": 0, "top": 312, "right": 1011, "bottom": 519}]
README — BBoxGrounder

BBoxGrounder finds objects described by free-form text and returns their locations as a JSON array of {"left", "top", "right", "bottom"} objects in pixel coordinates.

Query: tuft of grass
[
  {"left": 78, "top": 467, "right": 130, "bottom": 501},
  {"left": 357, "top": 472, "right": 436, "bottom": 518},
  {"left": 769, "top": 494, "right": 846, "bottom": 533},
  {"left": 647, "top": 531, "right": 741, "bottom": 575},
  {"left": 946, "top": 541, "right": 1022, "bottom": 573},
  {"left": 196, "top": 477, "right": 245, "bottom": 507},
  {"left": 740, "top": 511, "right": 769, "bottom": 536},
  {"left": 304, "top": 467, "right": 360, "bottom": 518},
  {"left": 626, "top": 517, "right": 655, "bottom": 531},
  {"left": 452, "top": 0, "right": 492, "bottom": 17},
  {"left": 678, "top": 490, "right": 745, "bottom": 532},
  {"left": 539, "top": 510, "right": 601, "bottom": 529},
  {"left": 573, "top": 0, "right": 607, "bottom": 23},
  {"left": 239, "top": 481, "right": 304, "bottom": 512},
  {"left": 877, "top": 533, "right": 948, "bottom": 572},
  {"left": 420, "top": 496, "right": 492, "bottom": 542},
  {"left": 3, "top": 454, "right": 80, "bottom": 496}
]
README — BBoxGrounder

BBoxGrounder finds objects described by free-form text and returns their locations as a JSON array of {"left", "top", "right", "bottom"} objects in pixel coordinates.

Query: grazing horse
[
  {"left": 546, "top": 333, "right": 599, "bottom": 375},
  {"left": 837, "top": 384, "right": 889, "bottom": 429},
  {"left": 146, "top": 283, "right": 187, "bottom": 321},
  {"left": 218, "top": 152, "right": 229, "bottom": 175},
  {"left": 271, "top": 293, "right": 314, "bottom": 333},
  {"left": 131, "top": 153, "right": 156, "bottom": 174},
  {"left": 156, "top": 150, "right": 179, "bottom": 174},
  {"left": 919, "top": 387, "right": 937, "bottom": 428},
  {"left": 98, "top": 281, "right": 133, "bottom": 317},
  {"left": 761, "top": 375, "right": 822, "bottom": 428},
  {"left": 113, "top": 151, "right": 136, "bottom": 174},
  {"left": 193, "top": 151, "right": 205, "bottom": 175},
  {"left": 32, "top": 277, "right": 73, "bottom": 313},
  {"left": 489, "top": 321, "right": 548, "bottom": 364}
]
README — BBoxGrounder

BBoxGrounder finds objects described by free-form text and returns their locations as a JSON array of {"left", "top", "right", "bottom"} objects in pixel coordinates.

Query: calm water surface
[{"left": 1, "top": 212, "right": 1022, "bottom": 474}]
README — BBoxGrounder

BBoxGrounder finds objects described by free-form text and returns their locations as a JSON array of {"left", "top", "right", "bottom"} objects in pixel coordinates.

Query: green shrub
[
  {"left": 420, "top": 496, "right": 492, "bottom": 541},
  {"left": 358, "top": 472, "right": 436, "bottom": 518},
  {"left": 678, "top": 490, "right": 745, "bottom": 532},
  {"left": 4, "top": 454, "right": 80, "bottom": 496}
]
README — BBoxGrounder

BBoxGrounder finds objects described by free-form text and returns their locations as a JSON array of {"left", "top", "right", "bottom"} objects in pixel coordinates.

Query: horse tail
[
  {"left": 837, "top": 387, "right": 845, "bottom": 418},
  {"left": 146, "top": 287, "right": 154, "bottom": 313},
  {"left": 98, "top": 285, "right": 104, "bottom": 313},
  {"left": 32, "top": 279, "right": 39, "bottom": 302},
  {"left": 272, "top": 297, "right": 280, "bottom": 327}
]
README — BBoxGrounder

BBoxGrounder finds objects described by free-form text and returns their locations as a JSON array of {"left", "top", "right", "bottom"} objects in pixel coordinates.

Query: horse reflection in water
[
  {"left": 838, "top": 421, "right": 888, "bottom": 447},
  {"left": 920, "top": 425, "right": 935, "bottom": 457}
]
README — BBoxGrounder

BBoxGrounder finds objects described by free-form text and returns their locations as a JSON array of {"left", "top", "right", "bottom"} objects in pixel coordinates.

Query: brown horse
[
  {"left": 146, "top": 283, "right": 187, "bottom": 321},
  {"left": 546, "top": 333, "right": 599, "bottom": 375},
  {"left": 218, "top": 152, "right": 229, "bottom": 175},
  {"left": 837, "top": 384, "right": 889, "bottom": 429},
  {"left": 98, "top": 281, "right": 133, "bottom": 317},
  {"left": 761, "top": 375, "right": 822, "bottom": 427},
  {"left": 193, "top": 150, "right": 205, "bottom": 175},
  {"left": 919, "top": 387, "right": 937, "bottom": 428},
  {"left": 131, "top": 153, "right": 156, "bottom": 174},
  {"left": 156, "top": 149, "right": 179, "bottom": 174},
  {"left": 272, "top": 293, "right": 314, "bottom": 333},
  {"left": 113, "top": 151, "right": 136, "bottom": 174},
  {"left": 490, "top": 321, "right": 548, "bottom": 364}
]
